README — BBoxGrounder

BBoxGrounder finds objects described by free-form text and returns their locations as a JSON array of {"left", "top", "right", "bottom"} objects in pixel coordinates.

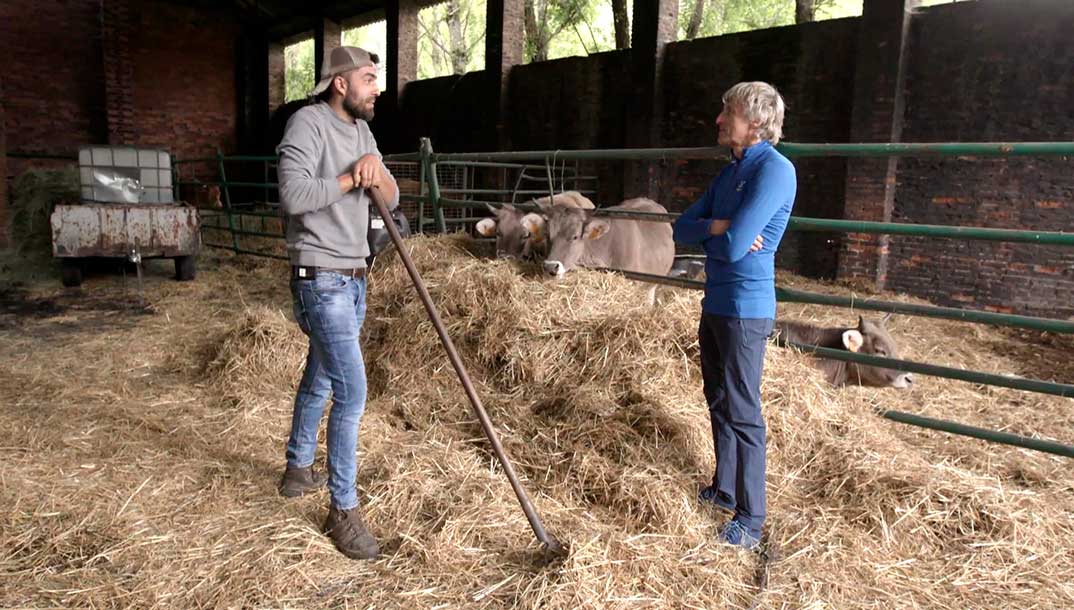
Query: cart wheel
[
  {"left": 60, "top": 259, "right": 83, "bottom": 287},
  {"left": 174, "top": 255, "right": 196, "bottom": 281}
]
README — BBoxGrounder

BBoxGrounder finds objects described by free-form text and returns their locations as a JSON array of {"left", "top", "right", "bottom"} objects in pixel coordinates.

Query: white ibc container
[{"left": 78, "top": 146, "right": 174, "bottom": 204}]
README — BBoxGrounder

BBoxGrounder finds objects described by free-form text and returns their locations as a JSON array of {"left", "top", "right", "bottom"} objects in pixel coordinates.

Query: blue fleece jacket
[{"left": 672, "top": 141, "right": 797, "bottom": 319}]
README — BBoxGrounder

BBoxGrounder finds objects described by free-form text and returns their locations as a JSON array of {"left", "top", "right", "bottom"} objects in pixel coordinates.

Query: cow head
[
  {"left": 190, "top": 184, "right": 222, "bottom": 209},
  {"left": 842, "top": 314, "right": 914, "bottom": 389},
  {"left": 538, "top": 205, "right": 609, "bottom": 278},
  {"left": 475, "top": 204, "right": 546, "bottom": 260}
]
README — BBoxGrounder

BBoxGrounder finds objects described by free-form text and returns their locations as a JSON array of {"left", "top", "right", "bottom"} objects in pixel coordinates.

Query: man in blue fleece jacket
[{"left": 672, "top": 81, "right": 796, "bottom": 551}]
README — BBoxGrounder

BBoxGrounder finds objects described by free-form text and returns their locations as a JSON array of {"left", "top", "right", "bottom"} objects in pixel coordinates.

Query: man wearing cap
[{"left": 276, "top": 46, "right": 399, "bottom": 560}]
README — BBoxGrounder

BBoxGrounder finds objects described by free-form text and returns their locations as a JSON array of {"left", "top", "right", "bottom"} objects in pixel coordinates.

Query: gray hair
[{"left": 722, "top": 81, "right": 786, "bottom": 145}]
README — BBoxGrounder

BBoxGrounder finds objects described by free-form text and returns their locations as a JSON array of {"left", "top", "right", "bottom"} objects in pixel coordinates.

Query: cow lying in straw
[{"left": 774, "top": 314, "right": 914, "bottom": 389}]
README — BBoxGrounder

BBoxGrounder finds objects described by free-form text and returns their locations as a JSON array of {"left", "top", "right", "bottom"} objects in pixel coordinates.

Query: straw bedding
[{"left": 1, "top": 234, "right": 1071, "bottom": 609}]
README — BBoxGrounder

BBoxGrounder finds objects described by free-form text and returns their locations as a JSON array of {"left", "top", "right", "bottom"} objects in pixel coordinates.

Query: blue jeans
[
  {"left": 288, "top": 271, "right": 368, "bottom": 511},
  {"left": 698, "top": 314, "right": 773, "bottom": 536}
]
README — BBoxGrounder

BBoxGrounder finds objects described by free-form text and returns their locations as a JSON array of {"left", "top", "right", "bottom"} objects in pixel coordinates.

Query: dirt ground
[{"left": 1, "top": 238, "right": 1072, "bottom": 609}]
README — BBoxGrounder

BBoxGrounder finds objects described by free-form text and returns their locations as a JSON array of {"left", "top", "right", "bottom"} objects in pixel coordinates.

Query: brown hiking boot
[
  {"left": 324, "top": 505, "right": 380, "bottom": 560},
  {"left": 278, "top": 464, "right": 327, "bottom": 497}
]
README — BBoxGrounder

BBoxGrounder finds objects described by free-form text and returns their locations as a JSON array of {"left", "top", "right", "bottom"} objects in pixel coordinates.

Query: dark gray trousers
[{"left": 698, "top": 313, "right": 773, "bottom": 535}]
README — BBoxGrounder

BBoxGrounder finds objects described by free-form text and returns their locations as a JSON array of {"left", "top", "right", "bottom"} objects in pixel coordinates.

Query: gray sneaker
[
  {"left": 278, "top": 464, "right": 327, "bottom": 497},
  {"left": 324, "top": 505, "right": 380, "bottom": 560}
]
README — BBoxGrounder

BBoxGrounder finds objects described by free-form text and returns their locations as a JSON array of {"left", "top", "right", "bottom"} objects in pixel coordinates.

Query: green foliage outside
[
  {"left": 282, "top": 0, "right": 962, "bottom": 89},
  {"left": 284, "top": 40, "right": 314, "bottom": 102},
  {"left": 418, "top": 0, "right": 487, "bottom": 79},
  {"left": 546, "top": 0, "right": 623, "bottom": 58},
  {"left": 344, "top": 24, "right": 391, "bottom": 89},
  {"left": 284, "top": 24, "right": 392, "bottom": 101}
]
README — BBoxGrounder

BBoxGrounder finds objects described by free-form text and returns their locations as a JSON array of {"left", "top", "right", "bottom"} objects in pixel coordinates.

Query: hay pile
[
  {"left": 8, "top": 167, "right": 79, "bottom": 255},
  {"left": 1, "top": 234, "right": 1072, "bottom": 608}
]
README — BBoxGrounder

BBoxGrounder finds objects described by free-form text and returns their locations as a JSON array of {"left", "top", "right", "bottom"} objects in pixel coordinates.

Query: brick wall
[
  {"left": 0, "top": 0, "right": 108, "bottom": 158},
  {"left": 125, "top": 1, "right": 239, "bottom": 159},
  {"left": 268, "top": 43, "right": 286, "bottom": 117},
  {"left": 888, "top": 0, "right": 1074, "bottom": 319},
  {"left": 0, "top": 0, "right": 106, "bottom": 241},
  {"left": 835, "top": 0, "right": 919, "bottom": 288},
  {"left": 0, "top": 0, "right": 240, "bottom": 237},
  {"left": 1, "top": 1, "right": 237, "bottom": 160},
  {"left": 395, "top": 70, "right": 498, "bottom": 153},
  {"left": 507, "top": 50, "right": 632, "bottom": 205},
  {"left": 0, "top": 75, "right": 7, "bottom": 248}
]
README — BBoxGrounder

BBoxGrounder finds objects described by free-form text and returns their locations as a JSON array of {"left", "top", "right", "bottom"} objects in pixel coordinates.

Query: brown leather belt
[{"left": 291, "top": 265, "right": 366, "bottom": 280}]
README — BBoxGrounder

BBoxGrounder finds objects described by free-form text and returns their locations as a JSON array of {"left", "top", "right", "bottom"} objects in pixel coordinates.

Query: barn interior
[{"left": 2, "top": 0, "right": 1073, "bottom": 608}]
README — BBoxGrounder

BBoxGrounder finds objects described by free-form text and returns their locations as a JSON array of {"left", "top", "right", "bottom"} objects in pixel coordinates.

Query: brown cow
[
  {"left": 775, "top": 315, "right": 914, "bottom": 389},
  {"left": 534, "top": 197, "right": 675, "bottom": 279},
  {"left": 189, "top": 184, "right": 222, "bottom": 209},
  {"left": 475, "top": 191, "right": 595, "bottom": 261}
]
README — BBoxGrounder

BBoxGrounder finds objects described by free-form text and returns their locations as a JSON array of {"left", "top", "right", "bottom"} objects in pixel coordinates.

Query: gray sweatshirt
[{"left": 277, "top": 102, "right": 399, "bottom": 268}]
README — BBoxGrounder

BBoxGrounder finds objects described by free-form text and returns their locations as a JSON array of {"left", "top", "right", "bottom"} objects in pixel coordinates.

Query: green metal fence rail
[
  {"left": 421, "top": 138, "right": 448, "bottom": 233},
  {"left": 777, "top": 339, "right": 1074, "bottom": 458},
  {"left": 201, "top": 224, "right": 283, "bottom": 240},
  {"left": 7, "top": 151, "right": 79, "bottom": 161},
  {"left": 175, "top": 180, "right": 279, "bottom": 190},
  {"left": 216, "top": 148, "right": 242, "bottom": 253},
  {"left": 778, "top": 142, "right": 1074, "bottom": 158},
  {"left": 780, "top": 339, "right": 1074, "bottom": 399},
  {"left": 614, "top": 267, "right": 1074, "bottom": 456},
  {"left": 428, "top": 141, "right": 1074, "bottom": 164},
  {"left": 775, "top": 287, "right": 1074, "bottom": 334},
  {"left": 788, "top": 217, "right": 1074, "bottom": 246},
  {"left": 878, "top": 410, "right": 1074, "bottom": 459},
  {"left": 201, "top": 242, "right": 288, "bottom": 260}
]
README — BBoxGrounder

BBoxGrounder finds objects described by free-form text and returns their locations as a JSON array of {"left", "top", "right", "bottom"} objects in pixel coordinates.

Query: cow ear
[
  {"left": 858, "top": 315, "right": 866, "bottom": 330},
  {"left": 585, "top": 219, "right": 610, "bottom": 240},
  {"left": 521, "top": 213, "right": 545, "bottom": 241},
  {"left": 475, "top": 218, "right": 497, "bottom": 237},
  {"left": 842, "top": 329, "right": 864, "bottom": 353}
]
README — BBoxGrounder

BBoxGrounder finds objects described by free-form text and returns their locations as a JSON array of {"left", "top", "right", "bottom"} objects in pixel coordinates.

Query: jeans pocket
[
  {"left": 308, "top": 273, "right": 348, "bottom": 308},
  {"left": 291, "top": 280, "right": 312, "bottom": 336}
]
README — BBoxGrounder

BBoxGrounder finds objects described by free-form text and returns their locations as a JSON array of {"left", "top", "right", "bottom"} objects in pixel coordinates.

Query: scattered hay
[
  {"left": 204, "top": 305, "right": 306, "bottom": 409},
  {"left": 1, "top": 234, "right": 1072, "bottom": 609},
  {"left": 8, "top": 167, "right": 79, "bottom": 255}
]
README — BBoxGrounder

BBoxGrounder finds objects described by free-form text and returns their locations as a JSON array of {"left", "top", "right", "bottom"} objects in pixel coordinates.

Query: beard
[{"left": 343, "top": 93, "right": 375, "bottom": 121}]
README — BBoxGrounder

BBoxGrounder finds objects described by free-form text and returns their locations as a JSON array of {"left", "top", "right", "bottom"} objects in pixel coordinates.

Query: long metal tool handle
[{"left": 370, "top": 194, "right": 562, "bottom": 553}]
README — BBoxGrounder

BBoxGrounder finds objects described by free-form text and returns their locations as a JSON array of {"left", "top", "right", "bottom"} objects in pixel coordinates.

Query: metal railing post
[
  {"left": 217, "top": 148, "right": 240, "bottom": 254},
  {"left": 417, "top": 154, "right": 427, "bottom": 234},
  {"left": 421, "top": 138, "right": 447, "bottom": 233}
]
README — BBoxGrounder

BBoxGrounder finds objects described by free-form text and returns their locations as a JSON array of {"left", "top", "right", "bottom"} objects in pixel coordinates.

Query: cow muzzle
[
  {"left": 543, "top": 260, "right": 565, "bottom": 277},
  {"left": 891, "top": 372, "right": 914, "bottom": 389}
]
